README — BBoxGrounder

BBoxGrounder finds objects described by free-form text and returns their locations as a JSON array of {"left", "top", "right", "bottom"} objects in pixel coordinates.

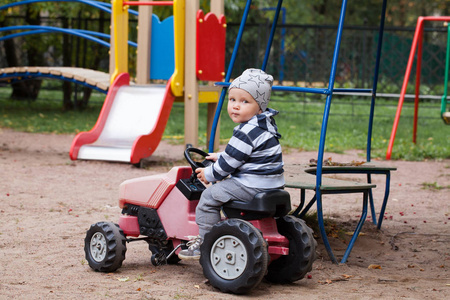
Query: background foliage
[{"left": 0, "top": 0, "right": 449, "bottom": 160}]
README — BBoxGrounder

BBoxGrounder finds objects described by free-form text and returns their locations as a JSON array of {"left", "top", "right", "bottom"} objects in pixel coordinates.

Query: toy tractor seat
[{"left": 222, "top": 189, "right": 291, "bottom": 221}]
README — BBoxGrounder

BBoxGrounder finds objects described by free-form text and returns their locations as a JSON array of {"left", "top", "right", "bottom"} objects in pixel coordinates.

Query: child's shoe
[{"left": 178, "top": 235, "right": 202, "bottom": 260}]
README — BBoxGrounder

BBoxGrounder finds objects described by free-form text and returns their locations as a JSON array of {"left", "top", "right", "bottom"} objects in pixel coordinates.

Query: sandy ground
[{"left": 0, "top": 128, "right": 449, "bottom": 299}]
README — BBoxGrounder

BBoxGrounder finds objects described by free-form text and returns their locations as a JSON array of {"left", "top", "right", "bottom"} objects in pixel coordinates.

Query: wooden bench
[
  {"left": 305, "top": 162, "right": 396, "bottom": 229},
  {"left": 284, "top": 162, "right": 396, "bottom": 264},
  {"left": 286, "top": 166, "right": 375, "bottom": 216}
]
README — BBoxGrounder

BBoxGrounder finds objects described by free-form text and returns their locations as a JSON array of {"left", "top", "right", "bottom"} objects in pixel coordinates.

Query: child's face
[{"left": 227, "top": 88, "right": 262, "bottom": 123}]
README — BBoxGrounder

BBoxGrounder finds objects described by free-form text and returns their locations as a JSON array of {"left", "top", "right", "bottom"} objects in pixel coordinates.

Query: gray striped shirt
[{"left": 204, "top": 108, "right": 284, "bottom": 188}]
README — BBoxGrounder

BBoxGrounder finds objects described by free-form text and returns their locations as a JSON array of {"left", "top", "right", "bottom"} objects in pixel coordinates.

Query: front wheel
[
  {"left": 265, "top": 215, "right": 316, "bottom": 283},
  {"left": 200, "top": 219, "right": 268, "bottom": 294},
  {"left": 84, "top": 222, "right": 127, "bottom": 272}
]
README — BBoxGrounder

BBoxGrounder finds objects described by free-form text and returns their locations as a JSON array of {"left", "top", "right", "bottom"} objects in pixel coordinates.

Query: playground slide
[{"left": 69, "top": 72, "right": 175, "bottom": 164}]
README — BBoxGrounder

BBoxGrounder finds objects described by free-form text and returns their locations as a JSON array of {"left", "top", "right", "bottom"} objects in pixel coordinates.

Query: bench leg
[
  {"left": 340, "top": 190, "right": 368, "bottom": 263},
  {"left": 367, "top": 174, "right": 377, "bottom": 225},
  {"left": 377, "top": 172, "right": 391, "bottom": 229},
  {"left": 316, "top": 191, "right": 339, "bottom": 264},
  {"left": 297, "top": 194, "right": 316, "bottom": 219},
  {"left": 292, "top": 189, "right": 306, "bottom": 216}
]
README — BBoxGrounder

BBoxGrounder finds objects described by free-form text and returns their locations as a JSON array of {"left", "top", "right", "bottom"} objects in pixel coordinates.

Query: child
[{"left": 179, "top": 68, "right": 284, "bottom": 260}]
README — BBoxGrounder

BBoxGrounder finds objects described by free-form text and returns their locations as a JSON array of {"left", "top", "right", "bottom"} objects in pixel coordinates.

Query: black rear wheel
[
  {"left": 265, "top": 215, "right": 316, "bottom": 283},
  {"left": 200, "top": 219, "right": 268, "bottom": 294}
]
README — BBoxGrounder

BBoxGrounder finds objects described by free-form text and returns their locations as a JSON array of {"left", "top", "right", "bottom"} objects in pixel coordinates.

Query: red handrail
[{"left": 123, "top": 1, "right": 173, "bottom": 6}]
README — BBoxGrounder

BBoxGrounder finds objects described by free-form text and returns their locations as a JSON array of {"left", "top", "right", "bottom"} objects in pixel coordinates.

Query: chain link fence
[
  {"left": 226, "top": 22, "right": 449, "bottom": 98},
  {"left": 1, "top": 16, "right": 448, "bottom": 99}
]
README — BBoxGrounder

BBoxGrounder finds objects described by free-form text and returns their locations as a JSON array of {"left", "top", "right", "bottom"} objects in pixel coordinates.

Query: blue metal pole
[
  {"left": 208, "top": 0, "right": 253, "bottom": 152},
  {"left": 366, "top": 0, "right": 387, "bottom": 162},
  {"left": 316, "top": 0, "right": 348, "bottom": 187},
  {"left": 215, "top": 82, "right": 330, "bottom": 95},
  {"left": 0, "top": 26, "right": 137, "bottom": 48},
  {"left": 341, "top": 191, "right": 368, "bottom": 263},
  {"left": 315, "top": 0, "right": 348, "bottom": 264},
  {"left": 376, "top": 172, "right": 391, "bottom": 229},
  {"left": 261, "top": 0, "right": 283, "bottom": 72},
  {"left": 0, "top": 0, "right": 138, "bottom": 16},
  {"left": 260, "top": 6, "right": 286, "bottom": 81},
  {"left": 279, "top": 7, "right": 286, "bottom": 83},
  {"left": 0, "top": 0, "right": 110, "bottom": 14},
  {"left": 0, "top": 25, "right": 110, "bottom": 47}
]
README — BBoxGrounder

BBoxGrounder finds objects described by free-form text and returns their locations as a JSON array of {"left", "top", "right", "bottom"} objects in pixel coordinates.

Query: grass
[
  {"left": 421, "top": 182, "right": 450, "bottom": 190},
  {"left": 0, "top": 88, "right": 105, "bottom": 134},
  {"left": 1, "top": 86, "right": 449, "bottom": 161}
]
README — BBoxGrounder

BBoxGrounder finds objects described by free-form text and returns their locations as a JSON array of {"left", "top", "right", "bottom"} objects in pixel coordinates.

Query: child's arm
[{"left": 203, "top": 129, "right": 253, "bottom": 182}]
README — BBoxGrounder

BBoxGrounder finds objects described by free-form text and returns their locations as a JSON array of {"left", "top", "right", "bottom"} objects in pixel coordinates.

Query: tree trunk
[
  {"left": 75, "top": 11, "right": 107, "bottom": 109},
  {"left": 10, "top": 6, "right": 44, "bottom": 100},
  {"left": 62, "top": 17, "right": 74, "bottom": 110}
]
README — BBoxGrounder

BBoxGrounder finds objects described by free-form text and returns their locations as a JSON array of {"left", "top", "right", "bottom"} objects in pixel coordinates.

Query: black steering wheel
[{"left": 184, "top": 147, "right": 213, "bottom": 177}]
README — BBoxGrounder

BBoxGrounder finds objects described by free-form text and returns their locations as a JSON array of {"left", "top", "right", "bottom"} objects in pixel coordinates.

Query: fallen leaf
[
  {"left": 368, "top": 264, "right": 382, "bottom": 269},
  {"left": 318, "top": 279, "right": 333, "bottom": 285},
  {"left": 345, "top": 231, "right": 366, "bottom": 236},
  {"left": 342, "top": 274, "right": 353, "bottom": 279},
  {"left": 194, "top": 285, "right": 200, "bottom": 289},
  {"left": 117, "top": 277, "right": 130, "bottom": 282}
]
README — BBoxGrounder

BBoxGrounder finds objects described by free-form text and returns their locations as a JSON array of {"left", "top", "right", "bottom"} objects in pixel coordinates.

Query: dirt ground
[{"left": 0, "top": 128, "right": 449, "bottom": 299}]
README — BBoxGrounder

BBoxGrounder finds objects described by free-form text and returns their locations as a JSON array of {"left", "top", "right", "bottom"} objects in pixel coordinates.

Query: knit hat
[{"left": 229, "top": 68, "right": 274, "bottom": 111}]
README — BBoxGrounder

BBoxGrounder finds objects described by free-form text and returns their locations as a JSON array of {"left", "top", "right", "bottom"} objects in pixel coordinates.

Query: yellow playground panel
[{"left": 110, "top": 0, "right": 226, "bottom": 148}]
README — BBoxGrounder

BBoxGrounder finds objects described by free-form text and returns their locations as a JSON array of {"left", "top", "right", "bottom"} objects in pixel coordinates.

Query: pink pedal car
[{"left": 84, "top": 147, "right": 316, "bottom": 294}]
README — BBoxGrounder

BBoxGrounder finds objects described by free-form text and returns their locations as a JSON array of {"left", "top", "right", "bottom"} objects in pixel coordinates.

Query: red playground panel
[{"left": 196, "top": 10, "right": 226, "bottom": 82}]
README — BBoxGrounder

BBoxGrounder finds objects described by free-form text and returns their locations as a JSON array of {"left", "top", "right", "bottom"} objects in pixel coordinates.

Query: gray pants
[{"left": 196, "top": 178, "right": 265, "bottom": 238}]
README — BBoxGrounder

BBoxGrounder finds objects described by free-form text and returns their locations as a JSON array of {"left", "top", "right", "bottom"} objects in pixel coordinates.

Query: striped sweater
[{"left": 204, "top": 108, "right": 285, "bottom": 189}]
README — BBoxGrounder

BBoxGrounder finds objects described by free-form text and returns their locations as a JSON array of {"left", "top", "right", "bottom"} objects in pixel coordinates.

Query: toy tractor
[{"left": 84, "top": 148, "right": 316, "bottom": 294}]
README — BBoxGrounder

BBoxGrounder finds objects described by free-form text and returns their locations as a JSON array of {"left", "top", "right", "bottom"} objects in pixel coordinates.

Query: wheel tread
[
  {"left": 200, "top": 219, "right": 268, "bottom": 294},
  {"left": 85, "top": 221, "right": 127, "bottom": 272},
  {"left": 265, "top": 215, "right": 316, "bottom": 283}
]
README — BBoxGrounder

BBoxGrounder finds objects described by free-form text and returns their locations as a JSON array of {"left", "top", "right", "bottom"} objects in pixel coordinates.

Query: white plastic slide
[{"left": 70, "top": 73, "right": 175, "bottom": 164}]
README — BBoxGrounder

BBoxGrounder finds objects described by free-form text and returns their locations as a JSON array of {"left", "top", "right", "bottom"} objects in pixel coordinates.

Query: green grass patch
[
  {"left": 0, "top": 88, "right": 103, "bottom": 134},
  {"left": 420, "top": 182, "right": 450, "bottom": 190},
  {"left": 1, "top": 86, "right": 449, "bottom": 161}
]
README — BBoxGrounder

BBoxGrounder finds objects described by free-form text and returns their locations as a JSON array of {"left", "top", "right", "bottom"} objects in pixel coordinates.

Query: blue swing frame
[{"left": 208, "top": 0, "right": 389, "bottom": 264}]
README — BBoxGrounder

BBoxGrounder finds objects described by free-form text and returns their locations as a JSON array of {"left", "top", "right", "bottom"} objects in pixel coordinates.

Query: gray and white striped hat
[{"left": 229, "top": 68, "right": 274, "bottom": 111}]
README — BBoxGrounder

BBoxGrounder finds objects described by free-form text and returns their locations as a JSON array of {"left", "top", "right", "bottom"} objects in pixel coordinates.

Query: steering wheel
[{"left": 184, "top": 147, "right": 213, "bottom": 176}]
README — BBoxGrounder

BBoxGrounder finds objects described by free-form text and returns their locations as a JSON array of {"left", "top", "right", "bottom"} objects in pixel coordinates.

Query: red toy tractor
[{"left": 84, "top": 148, "right": 316, "bottom": 294}]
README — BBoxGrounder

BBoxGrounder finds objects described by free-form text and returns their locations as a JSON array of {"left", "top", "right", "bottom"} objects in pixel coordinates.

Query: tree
[
  {"left": 222, "top": 0, "right": 449, "bottom": 27},
  {"left": 0, "top": 2, "right": 44, "bottom": 100},
  {"left": 0, "top": 0, "right": 110, "bottom": 109}
]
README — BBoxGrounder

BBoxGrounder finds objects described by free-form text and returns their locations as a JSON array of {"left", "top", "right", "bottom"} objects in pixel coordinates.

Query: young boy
[{"left": 179, "top": 68, "right": 284, "bottom": 259}]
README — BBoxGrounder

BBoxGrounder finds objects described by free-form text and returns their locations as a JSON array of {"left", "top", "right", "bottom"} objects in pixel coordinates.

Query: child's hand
[
  {"left": 195, "top": 168, "right": 209, "bottom": 184},
  {"left": 206, "top": 153, "right": 218, "bottom": 162}
]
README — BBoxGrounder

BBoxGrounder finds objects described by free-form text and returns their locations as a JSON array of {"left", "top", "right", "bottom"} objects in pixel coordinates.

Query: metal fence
[
  {"left": 1, "top": 16, "right": 449, "bottom": 98},
  {"left": 226, "top": 23, "right": 449, "bottom": 97}
]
